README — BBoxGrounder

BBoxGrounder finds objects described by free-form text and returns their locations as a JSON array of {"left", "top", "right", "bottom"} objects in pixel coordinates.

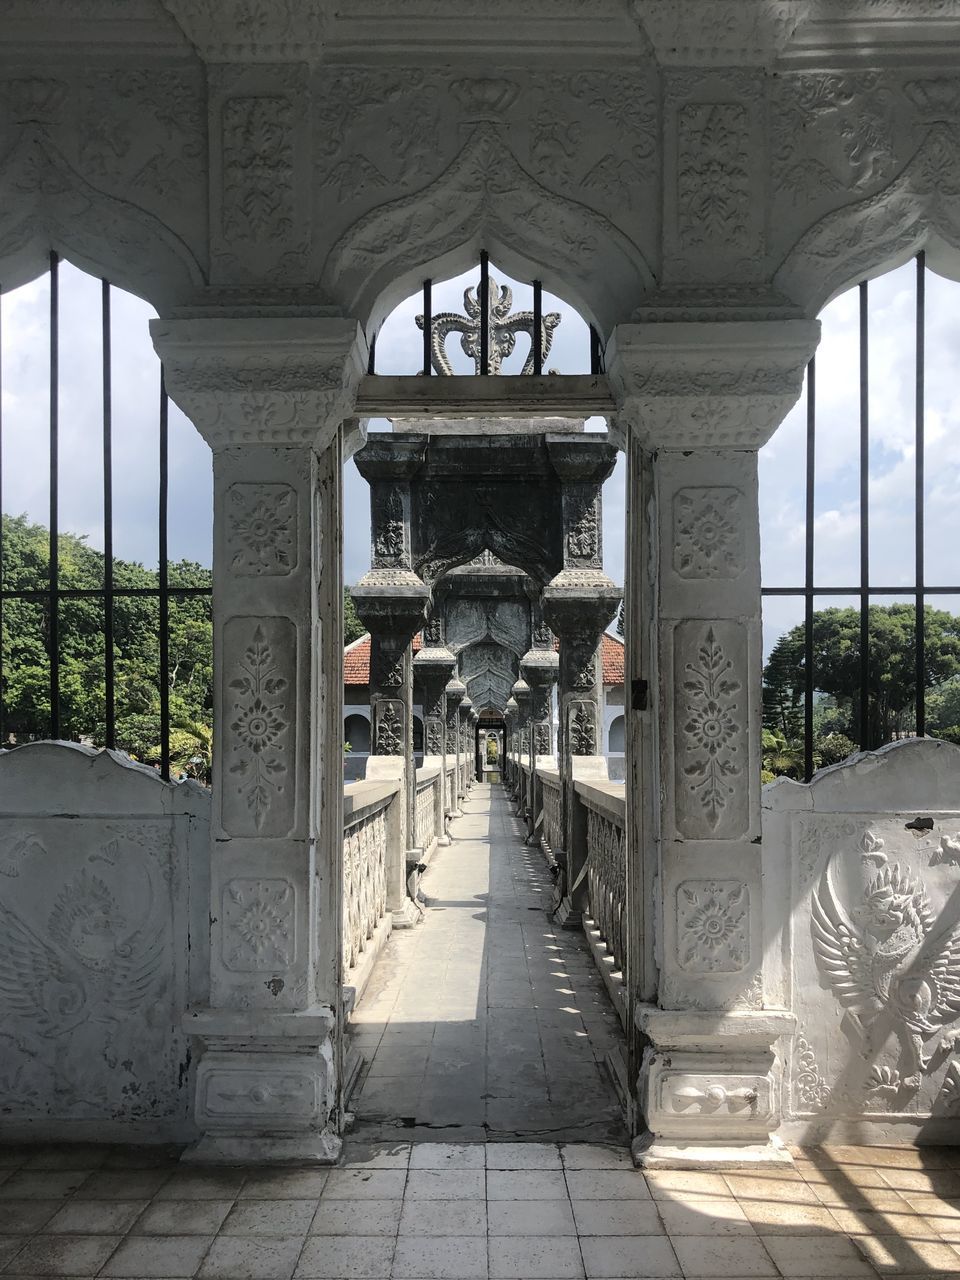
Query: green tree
[
  {"left": 343, "top": 588, "right": 366, "bottom": 645},
  {"left": 762, "top": 628, "right": 805, "bottom": 740},
  {"left": 762, "top": 604, "right": 960, "bottom": 752}
]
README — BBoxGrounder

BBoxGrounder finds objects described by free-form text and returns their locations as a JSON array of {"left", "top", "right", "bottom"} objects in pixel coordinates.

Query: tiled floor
[
  {"left": 5, "top": 1140, "right": 960, "bottom": 1277},
  {"left": 349, "top": 782, "right": 628, "bottom": 1144}
]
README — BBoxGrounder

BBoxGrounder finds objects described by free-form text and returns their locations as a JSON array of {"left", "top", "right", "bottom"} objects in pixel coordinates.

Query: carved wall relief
[
  {"left": 673, "top": 487, "right": 744, "bottom": 579},
  {"left": 226, "top": 483, "right": 298, "bottom": 576},
  {"left": 222, "top": 96, "right": 294, "bottom": 246},
  {"left": 676, "top": 879, "right": 749, "bottom": 973},
  {"left": 569, "top": 701, "right": 597, "bottom": 755},
  {"left": 223, "top": 617, "right": 296, "bottom": 837},
  {"left": 677, "top": 103, "right": 751, "bottom": 251},
  {"left": 674, "top": 621, "right": 748, "bottom": 840},
  {"left": 373, "top": 699, "right": 404, "bottom": 755},
  {"left": 222, "top": 877, "right": 296, "bottom": 972}
]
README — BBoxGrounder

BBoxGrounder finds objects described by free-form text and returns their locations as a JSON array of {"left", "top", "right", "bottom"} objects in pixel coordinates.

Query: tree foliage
[
  {"left": 2, "top": 515, "right": 366, "bottom": 773},
  {"left": 762, "top": 604, "right": 960, "bottom": 774}
]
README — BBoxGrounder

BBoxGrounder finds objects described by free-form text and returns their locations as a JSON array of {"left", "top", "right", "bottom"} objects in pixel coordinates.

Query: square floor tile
[
  {"left": 565, "top": 1170, "right": 650, "bottom": 1202},
  {"left": 571, "top": 1199, "right": 665, "bottom": 1236},
  {"left": 0, "top": 1171, "right": 92, "bottom": 1200},
  {"left": 761, "top": 1233, "right": 878, "bottom": 1276},
  {"left": 393, "top": 1235, "right": 488, "bottom": 1279},
  {"left": 15, "top": 1233, "right": 123, "bottom": 1276},
  {"left": 489, "top": 1235, "right": 582, "bottom": 1278},
  {"left": 76, "top": 1169, "right": 174, "bottom": 1200},
  {"left": 310, "top": 1198, "right": 401, "bottom": 1237},
  {"left": 853, "top": 1232, "right": 960, "bottom": 1273},
  {"left": 669, "top": 1234, "right": 777, "bottom": 1277},
  {"left": 487, "top": 1199, "right": 576, "bottom": 1236},
  {"left": 339, "top": 1143, "right": 411, "bottom": 1171},
  {"left": 409, "top": 1144, "right": 485, "bottom": 1170},
  {"left": 134, "top": 1200, "right": 235, "bottom": 1236},
  {"left": 156, "top": 1171, "right": 246, "bottom": 1201},
  {"left": 559, "top": 1145, "right": 631, "bottom": 1171},
  {"left": 486, "top": 1170, "right": 568, "bottom": 1201},
  {"left": 221, "top": 1201, "right": 318, "bottom": 1237},
  {"left": 103, "top": 1233, "right": 214, "bottom": 1277},
  {"left": 240, "top": 1171, "right": 329, "bottom": 1200},
  {"left": 199, "top": 1234, "right": 305, "bottom": 1280},
  {"left": 44, "top": 1199, "right": 148, "bottom": 1234},
  {"left": 738, "top": 1198, "right": 841, "bottom": 1236},
  {"left": 22, "top": 1147, "right": 109, "bottom": 1172},
  {"left": 294, "top": 1234, "right": 394, "bottom": 1278},
  {"left": 321, "top": 1169, "right": 407, "bottom": 1200},
  {"left": 405, "top": 1170, "right": 485, "bottom": 1201},
  {"left": 645, "top": 1170, "right": 729, "bottom": 1200},
  {"left": 485, "top": 1144, "right": 562, "bottom": 1171},
  {"left": 0, "top": 1235, "right": 25, "bottom": 1269},
  {"left": 579, "top": 1234, "right": 680, "bottom": 1278},
  {"left": 399, "top": 1200, "right": 486, "bottom": 1236},
  {"left": 0, "top": 1202, "right": 64, "bottom": 1235}
]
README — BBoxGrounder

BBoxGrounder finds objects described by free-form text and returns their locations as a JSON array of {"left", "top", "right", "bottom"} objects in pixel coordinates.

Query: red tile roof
[{"left": 343, "top": 631, "right": 624, "bottom": 686}]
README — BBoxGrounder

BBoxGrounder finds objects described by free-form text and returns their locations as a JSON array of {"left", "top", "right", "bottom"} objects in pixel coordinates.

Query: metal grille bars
[
  {"left": 0, "top": 253, "right": 211, "bottom": 778},
  {"left": 761, "top": 252, "right": 959, "bottom": 780}
]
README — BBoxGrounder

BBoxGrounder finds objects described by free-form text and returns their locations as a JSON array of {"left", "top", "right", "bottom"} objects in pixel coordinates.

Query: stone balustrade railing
[
  {"left": 342, "top": 779, "right": 400, "bottom": 1000},
  {"left": 414, "top": 764, "right": 443, "bottom": 863},
  {"left": 538, "top": 767, "right": 563, "bottom": 865},
  {"left": 576, "top": 780, "right": 627, "bottom": 1026}
]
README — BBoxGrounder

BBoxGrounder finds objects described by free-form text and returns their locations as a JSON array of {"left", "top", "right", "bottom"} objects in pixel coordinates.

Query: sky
[{"left": 2, "top": 256, "right": 958, "bottom": 660}]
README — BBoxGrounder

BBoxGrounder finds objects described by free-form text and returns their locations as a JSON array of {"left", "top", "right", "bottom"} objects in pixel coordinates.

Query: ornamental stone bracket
[
  {"left": 150, "top": 316, "right": 366, "bottom": 453},
  {"left": 605, "top": 319, "right": 820, "bottom": 450}
]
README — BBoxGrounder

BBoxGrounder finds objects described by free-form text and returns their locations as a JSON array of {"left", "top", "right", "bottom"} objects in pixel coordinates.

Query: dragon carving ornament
[{"left": 810, "top": 833, "right": 960, "bottom": 1100}]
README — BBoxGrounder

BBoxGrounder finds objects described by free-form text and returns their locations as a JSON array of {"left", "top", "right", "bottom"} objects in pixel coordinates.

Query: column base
[
  {"left": 183, "top": 1006, "right": 340, "bottom": 1166},
  {"left": 553, "top": 895, "right": 582, "bottom": 930},
  {"left": 631, "top": 1132, "right": 792, "bottom": 1170},
  {"left": 635, "top": 1006, "right": 795, "bottom": 1170},
  {"left": 391, "top": 897, "right": 424, "bottom": 928}
]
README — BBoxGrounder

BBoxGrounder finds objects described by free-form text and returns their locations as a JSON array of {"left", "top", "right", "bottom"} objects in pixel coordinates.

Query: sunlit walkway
[{"left": 349, "top": 782, "right": 629, "bottom": 1144}]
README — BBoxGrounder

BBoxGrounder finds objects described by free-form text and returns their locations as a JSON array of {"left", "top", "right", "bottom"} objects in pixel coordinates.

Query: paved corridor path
[{"left": 349, "top": 782, "right": 629, "bottom": 1145}]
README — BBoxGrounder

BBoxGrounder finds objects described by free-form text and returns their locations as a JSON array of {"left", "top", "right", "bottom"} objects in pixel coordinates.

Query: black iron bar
[
  {"left": 479, "top": 251, "right": 489, "bottom": 376},
  {"left": 102, "top": 279, "right": 115, "bottom": 749},
  {"left": 590, "top": 326, "right": 602, "bottom": 376},
  {"left": 804, "top": 356, "right": 816, "bottom": 781},
  {"left": 422, "top": 279, "right": 432, "bottom": 377},
  {"left": 2, "top": 587, "right": 211, "bottom": 600},
  {"left": 762, "top": 586, "right": 960, "bottom": 597},
  {"left": 159, "top": 370, "right": 170, "bottom": 780},
  {"left": 858, "top": 280, "right": 870, "bottom": 748},
  {"left": 915, "top": 251, "right": 926, "bottom": 737},
  {"left": 49, "top": 250, "right": 60, "bottom": 739},
  {"left": 367, "top": 332, "right": 377, "bottom": 376},
  {"left": 533, "top": 280, "right": 543, "bottom": 376}
]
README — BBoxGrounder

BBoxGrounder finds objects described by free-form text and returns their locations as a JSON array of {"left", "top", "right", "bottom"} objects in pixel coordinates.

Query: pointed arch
[
  {"left": 322, "top": 123, "right": 655, "bottom": 336},
  {"left": 0, "top": 127, "right": 205, "bottom": 309},
  {"left": 775, "top": 125, "right": 960, "bottom": 315}
]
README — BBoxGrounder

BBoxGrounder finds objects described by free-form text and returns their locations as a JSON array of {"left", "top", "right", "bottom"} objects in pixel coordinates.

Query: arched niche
[
  {"left": 0, "top": 128, "right": 205, "bottom": 312},
  {"left": 344, "top": 714, "right": 371, "bottom": 754},
  {"left": 775, "top": 125, "right": 960, "bottom": 316},
  {"left": 321, "top": 123, "right": 654, "bottom": 339},
  {"left": 608, "top": 714, "right": 625, "bottom": 754}
]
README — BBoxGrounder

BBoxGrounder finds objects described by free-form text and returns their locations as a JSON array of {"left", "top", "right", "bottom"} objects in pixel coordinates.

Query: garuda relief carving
[{"left": 812, "top": 844, "right": 960, "bottom": 1091}]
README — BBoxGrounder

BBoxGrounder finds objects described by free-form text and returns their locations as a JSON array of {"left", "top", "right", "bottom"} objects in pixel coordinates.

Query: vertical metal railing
[
  {"left": 478, "top": 250, "right": 490, "bottom": 375},
  {"left": 0, "top": 256, "right": 212, "bottom": 777},
  {"left": 762, "top": 252, "right": 959, "bottom": 780}
]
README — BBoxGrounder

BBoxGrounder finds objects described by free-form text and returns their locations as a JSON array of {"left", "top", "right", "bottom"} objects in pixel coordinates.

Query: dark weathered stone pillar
[
  {"left": 504, "top": 697, "right": 518, "bottom": 791},
  {"left": 352, "top": 441, "right": 430, "bottom": 928},
  {"left": 414, "top": 614, "right": 456, "bottom": 847},
  {"left": 521, "top": 598, "right": 559, "bottom": 845},
  {"left": 511, "top": 678, "right": 532, "bottom": 821},
  {"left": 445, "top": 676, "right": 466, "bottom": 819},
  {"left": 543, "top": 438, "right": 620, "bottom": 929}
]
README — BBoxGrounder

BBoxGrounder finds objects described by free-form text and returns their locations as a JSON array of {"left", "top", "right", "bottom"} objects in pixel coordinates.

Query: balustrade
[
  {"left": 579, "top": 783, "right": 627, "bottom": 991},
  {"left": 342, "top": 781, "right": 400, "bottom": 998}
]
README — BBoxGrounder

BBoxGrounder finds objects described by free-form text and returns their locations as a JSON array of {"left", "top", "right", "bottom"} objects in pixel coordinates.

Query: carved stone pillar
[
  {"left": 542, "top": 439, "right": 621, "bottom": 929},
  {"left": 607, "top": 317, "right": 818, "bottom": 1167},
  {"left": 504, "top": 697, "right": 518, "bottom": 792},
  {"left": 521, "top": 599, "right": 559, "bottom": 845},
  {"left": 152, "top": 314, "right": 364, "bottom": 1164},
  {"left": 414, "top": 615, "right": 456, "bottom": 847},
  {"left": 352, "top": 442, "right": 430, "bottom": 927},
  {"left": 511, "top": 678, "right": 532, "bottom": 821},
  {"left": 445, "top": 676, "right": 467, "bottom": 819},
  {"left": 458, "top": 694, "right": 474, "bottom": 799}
]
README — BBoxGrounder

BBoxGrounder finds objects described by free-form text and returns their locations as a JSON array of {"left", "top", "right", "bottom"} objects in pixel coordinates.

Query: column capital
[
  {"left": 151, "top": 314, "right": 366, "bottom": 452},
  {"left": 605, "top": 318, "right": 819, "bottom": 450},
  {"left": 542, "top": 571, "right": 621, "bottom": 641}
]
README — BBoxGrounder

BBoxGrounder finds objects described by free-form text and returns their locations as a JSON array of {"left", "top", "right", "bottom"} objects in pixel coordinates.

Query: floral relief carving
[
  {"left": 793, "top": 1026, "right": 832, "bottom": 1111},
  {"left": 534, "top": 723, "right": 552, "bottom": 756},
  {"left": 676, "top": 879, "right": 749, "bottom": 973},
  {"left": 569, "top": 702, "right": 596, "bottom": 755},
  {"left": 676, "top": 624, "right": 745, "bottom": 836},
  {"left": 677, "top": 103, "right": 750, "bottom": 250},
  {"left": 374, "top": 700, "right": 404, "bottom": 755},
  {"left": 222, "top": 878, "right": 295, "bottom": 972},
  {"left": 425, "top": 721, "right": 444, "bottom": 755},
  {"left": 222, "top": 96, "right": 294, "bottom": 242},
  {"left": 566, "top": 494, "right": 600, "bottom": 562},
  {"left": 226, "top": 483, "right": 297, "bottom": 576},
  {"left": 673, "top": 487, "right": 744, "bottom": 579},
  {"left": 225, "top": 619, "right": 294, "bottom": 836},
  {"left": 373, "top": 489, "right": 405, "bottom": 564}
]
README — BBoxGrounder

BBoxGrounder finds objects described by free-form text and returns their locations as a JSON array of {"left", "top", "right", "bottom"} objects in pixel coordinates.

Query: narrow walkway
[{"left": 349, "top": 782, "right": 628, "bottom": 1145}]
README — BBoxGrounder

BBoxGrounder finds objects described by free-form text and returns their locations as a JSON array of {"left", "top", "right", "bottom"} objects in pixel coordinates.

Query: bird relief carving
[{"left": 811, "top": 830, "right": 960, "bottom": 1092}]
